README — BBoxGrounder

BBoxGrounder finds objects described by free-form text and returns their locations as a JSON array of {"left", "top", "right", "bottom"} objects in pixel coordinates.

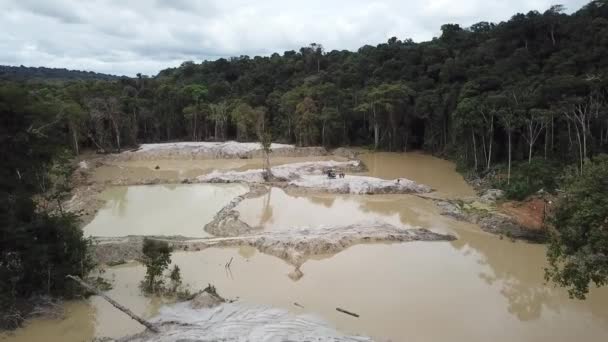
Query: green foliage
[
  {"left": 545, "top": 155, "right": 608, "bottom": 299},
  {"left": 0, "top": 65, "right": 121, "bottom": 81},
  {"left": 169, "top": 265, "right": 182, "bottom": 293},
  {"left": 139, "top": 242, "right": 191, "bottom": 298},
  {"left": 140, "top": 239, "right": 172, "bottom": 294},
  {"left": 494, "top": 159, "right": 561, "bottom": 200},
  {"left": 1, "top": 83, "right": 93, "bottom": 329}
]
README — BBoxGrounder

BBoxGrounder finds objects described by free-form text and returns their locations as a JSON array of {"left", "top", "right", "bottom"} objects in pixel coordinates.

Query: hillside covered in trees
[
  {"left": 2, "top": 2, "right": 607, "bottom": 173},
  {"left": 0, "top": 65, "right": 121, "bottom": 82}
]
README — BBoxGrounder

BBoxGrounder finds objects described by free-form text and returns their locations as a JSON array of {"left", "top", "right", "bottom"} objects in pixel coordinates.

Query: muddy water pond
[
  {"left": 83, "top": 183, "right": 248, "bottom": 238},
  {"left": 4, "top": 242, "right": 608, "bottom": 342},
  {"left": 235, "top": 187, "right": 470, "bottom": 235},
  {"left": 359, "top": 151, "right": 476, "bottom": 198},
  {"left": 3, "top": 152, "right": 608, "bottom": 342},
  {"left": 92, "top": 155, "right": 346, "bottom": 184}
]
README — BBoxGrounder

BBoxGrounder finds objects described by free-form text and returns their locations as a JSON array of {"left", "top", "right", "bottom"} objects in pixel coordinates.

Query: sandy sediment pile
[
  {"left": 117, "top": 299, "right": 372, "bottom": 342},
  {"left": 197, "top": 160, "right": 365, "bottom": 183},
  {"left": 92, "top": 223, "right": 455, "bottom": 267},
  {"left": 288, "top": 175, "right": 432, "bottom": 195},
  {"left": 203, "top": 185, "right": 269, "bottom": 236},
  {"left": 109, "top": 141, "right": 328, "bottom": 161},
  {"left": 228, "top": 223, "right": 453, "bottom": 266}
]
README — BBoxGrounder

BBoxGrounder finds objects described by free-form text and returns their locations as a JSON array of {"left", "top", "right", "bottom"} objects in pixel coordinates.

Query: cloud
[{"left": 0, "top": 0, "right": 590, "bottom": 76}]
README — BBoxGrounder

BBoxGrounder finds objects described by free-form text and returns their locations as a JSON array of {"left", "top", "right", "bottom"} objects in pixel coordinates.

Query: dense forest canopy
[
  {"left": 0, "top": 65, "right": 121, "bottom": 82},
  {"left": 1, "top": 0, "right": 608, "bottom": 309},
  {"left": 2, "top": 1, "right": 606, "bottom": 172}
]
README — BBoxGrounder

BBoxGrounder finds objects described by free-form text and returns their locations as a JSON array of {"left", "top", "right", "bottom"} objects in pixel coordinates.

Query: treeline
[
  {"left": 0, "top": 84, "right": 92, "bottom": 328},
  {"left": 2, "top": 2, "right": 607, "bottom": 180},
  {"left": 0, "top": 65, "right": 121, "bottom": 82}
]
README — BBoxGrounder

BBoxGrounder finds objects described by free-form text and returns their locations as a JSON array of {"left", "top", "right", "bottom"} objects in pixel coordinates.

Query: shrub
[
  {"left": 545, "top": 155, "right": 608, "bottom": 299},
  {"left": 493, "top": 158, "right": 561, "bottom": 200},
  {"left": 140, "top": 239, "right": 172, "bottom": 294}
]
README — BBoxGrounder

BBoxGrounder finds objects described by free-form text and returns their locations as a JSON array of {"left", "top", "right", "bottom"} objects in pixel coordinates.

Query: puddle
[{"left": 84, "top": 183, "right": 248, "bottom": 238}]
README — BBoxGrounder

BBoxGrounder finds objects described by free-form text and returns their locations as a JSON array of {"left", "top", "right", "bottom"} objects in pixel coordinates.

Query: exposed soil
[
  {"left": 435, "top": 198, "right": 547, "bottom": 242},
  {"left": 498, "top": 197, "right": 550, "bottom": 230},
  {"left": 108, "top": 142, "right": 328, "bottom": 161}
]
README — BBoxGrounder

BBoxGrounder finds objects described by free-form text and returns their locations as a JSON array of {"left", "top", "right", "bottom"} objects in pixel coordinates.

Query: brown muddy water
[
  {"left": 359, "top": 152, "right": 476, "bottom": 198},
  {"left": 3, "top": 153, "right": 608, "bottom": 342},
  {"left": 83, "top": 183, "right": 248, "bottom": 238},
  {"left": 92, "top": 155, "right": 346, "bottom": 184}
]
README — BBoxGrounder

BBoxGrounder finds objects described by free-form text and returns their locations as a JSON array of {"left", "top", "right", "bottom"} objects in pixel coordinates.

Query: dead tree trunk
[
  {"left": 67, "top": 275, "right": 159, "bottom": 333},
  {"left": 472, "top": 130, "right": 478, "bottom": 171}
]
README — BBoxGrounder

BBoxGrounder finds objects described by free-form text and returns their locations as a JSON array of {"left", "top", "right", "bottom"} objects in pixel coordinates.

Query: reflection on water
[
  {"left": 236, "top": 187, "right": 475, "bottom": 235},
  {"left": 5, "top": 152, "right": 608, "bottom": 342},
  {"left": 6, "top": 243, "right": 606, "bottom": 342},
  {"left": 84, "top": 183, "right": 248, "bottom": 238}
]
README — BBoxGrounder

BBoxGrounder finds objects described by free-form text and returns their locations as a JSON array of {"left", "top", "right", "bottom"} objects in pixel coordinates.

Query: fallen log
[
  {"left": 67, "top": 275, "right": 159, "bottom": 333},
  {"left": 336, "top": 307, "right": 359, "bottom": 318}
]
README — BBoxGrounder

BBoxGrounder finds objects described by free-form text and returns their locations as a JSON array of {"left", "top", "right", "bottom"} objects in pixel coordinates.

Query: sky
[{"left": 0, "top": 0, "right": 590, "bottom": 76}]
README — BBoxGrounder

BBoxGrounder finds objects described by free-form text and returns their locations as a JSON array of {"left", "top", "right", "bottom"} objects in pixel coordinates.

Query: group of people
[{"left": 326, "top": 169, "right": 345, "bottom": 179}]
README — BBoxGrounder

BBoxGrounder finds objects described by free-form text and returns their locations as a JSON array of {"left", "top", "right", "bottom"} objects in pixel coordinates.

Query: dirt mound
[
  {"left": 204, "top": 185, "right": 269, "bottom": 236},
  {"left": 117, "top": 301, "right": 372, "bottom": 342},
  {"left": 93, "top": 223, "right": 455, "bottom": 268},
  {"left": 245, "top": 223, "right": 453, "bottom": 266},
  {"left": 181, "top": 222, "right": 455, "bottom": 267},
  {"left": 498, "top": 197, "right": 550, "bottom": 230},
  {"left": 288, "top": 175, "right": 431, "bottom": 195},
  {"left": 109, "top": 141, "right": 328, "bottom": 161},
  {"left": 332, "top": 147, "right": 359, "bottom": 159},
  {"left": 196, "top": 160, "right": 365, "bottom": 184},
  {"left": 435, "top": 199, "right": 547, "bottom": 242}
]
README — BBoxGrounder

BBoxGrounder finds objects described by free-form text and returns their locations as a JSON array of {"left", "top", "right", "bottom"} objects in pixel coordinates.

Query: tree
[
  {"left": 209, "top": 101, "right": 229, "bottom": 141},
  {"left": 295, "top": 97, "right": 318, "bottom": 146},
  {"left": 0, "top": 84, "right": 92, "bottom": 329},
  {"left": 501, "top": 92, "right": 523, "bottom": 184},
  {"left": 545, "top": 155, "right": 608, "bottom": 299},
  {"left": 141, "top": 239, "right": 172, "bottom": 294},
  {"left": 544, "top": 4, "right": 565, "bottom": 46},
  {"left": 86, "top": 87, "right": 124, "bottom": 152},
  {"left": 181, "top": 84, "right": 208, "bottom": 141},
  {"left": 562, "top": 91, "right": 603, "bottom": 173},
  {"left": 169, "top": 265, "right": 182, "bottom": 293},
  {"left": 62, "top": 100, "right": 86, "bottom": 155},
  {"left": 256, "top": 107, "right": 272, "bottom": 180},
  {"left": 523, "top": 109, "right": 547, "bottom": 164},
  {"left": 231, "top": 102, "right": 257, "bottom": 141},
  {"left": 357, "top": 83, "right": 414, "bottom": 150}
]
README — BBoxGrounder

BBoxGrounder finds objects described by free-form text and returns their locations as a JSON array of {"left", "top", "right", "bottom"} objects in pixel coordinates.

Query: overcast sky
[{"left": 0, "top": 0, "right": 590, "bottom": 76}]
